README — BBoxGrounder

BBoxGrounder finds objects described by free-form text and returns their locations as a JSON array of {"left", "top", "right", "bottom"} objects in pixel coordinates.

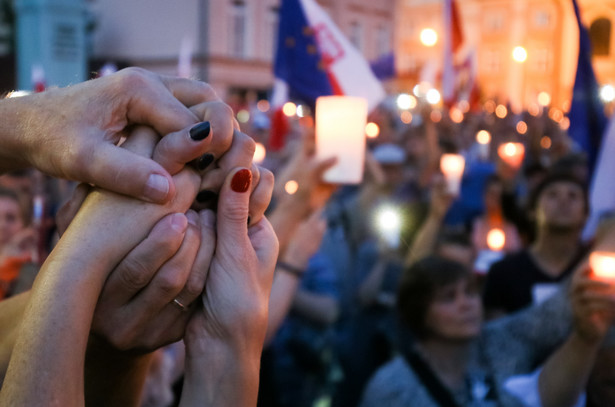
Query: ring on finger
[{"left": 172, "top": 298, "right": 188, "bottom": 311}]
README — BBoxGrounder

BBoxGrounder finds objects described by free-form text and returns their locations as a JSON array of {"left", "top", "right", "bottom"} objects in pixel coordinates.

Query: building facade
[
  {"left": 394, "top": 0, "right": 615, "bottom": 111},
  {"left": 88, "top": 0, "right": 395, "bottom": 103}
]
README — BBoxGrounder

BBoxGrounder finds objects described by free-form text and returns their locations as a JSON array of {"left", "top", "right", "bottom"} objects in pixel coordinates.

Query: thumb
[
  {"left": 88, "top": 142, "right": 175, "bottom": 204},
  {"left": 216, "top": 167, "right": 252, "bottom": 246}
]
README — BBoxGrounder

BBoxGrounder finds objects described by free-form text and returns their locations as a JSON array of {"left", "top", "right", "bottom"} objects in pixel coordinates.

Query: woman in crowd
[{"left": 360, "top": 255, "right": 615, "bottom": 407}]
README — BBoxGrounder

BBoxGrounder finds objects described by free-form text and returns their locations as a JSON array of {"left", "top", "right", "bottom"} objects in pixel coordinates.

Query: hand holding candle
[
  {"left": 315, "top": 96, "right": 368, "bottom": 184},
  {"left": 440, "top": 154, "right": 465, "bottom": 196}
]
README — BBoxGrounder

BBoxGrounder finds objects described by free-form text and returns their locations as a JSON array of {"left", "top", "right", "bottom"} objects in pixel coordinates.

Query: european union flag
[
  {"left": 274, "top": 0, "right": 333, "bottom": 108},
  {"left": 568, "top": 0, "right": 607, "bottom": 179}
]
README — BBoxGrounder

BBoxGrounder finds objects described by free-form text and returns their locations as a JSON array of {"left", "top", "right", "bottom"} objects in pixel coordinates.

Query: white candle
[
  {"left": 476, "top": 130, "right": 491, "bottom": 161},
  {"left": 315, "top": 96, "right": 368, "bottom": 184},
  {"left": 589, "top": 251, "right": 615, "bottom": 281},
  {"left": 440, "top": 154, "right": 465, "bottom": 196}
]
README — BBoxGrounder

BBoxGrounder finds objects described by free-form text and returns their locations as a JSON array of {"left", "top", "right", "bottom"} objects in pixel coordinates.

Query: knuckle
[
  {"left": 117, "top": 67, "right": 150, "bottom": 91},
  {"left": 118, "top": 257, "right": 154, "bottom": 291},
  {"left": 222, "top": 201, "right": 248, "bottom": 223},
  {"left": 184, "top": 275, "right": 206, "bottom": 299},
  {"left": 155, "top": 270, "right": 185, "bottom": 298}
]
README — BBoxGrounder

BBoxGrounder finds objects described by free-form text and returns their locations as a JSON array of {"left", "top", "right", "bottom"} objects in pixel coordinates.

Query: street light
[
  {"left": 420, "top": 28, "right": 438, "bottom": 47},
  {"left": 512, "top": 46, "right": 527, "bottom": 63}
]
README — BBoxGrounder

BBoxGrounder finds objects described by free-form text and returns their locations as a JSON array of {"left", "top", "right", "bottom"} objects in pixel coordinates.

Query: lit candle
[
  {"left": 476, "top": 130, "right": 491, "bottom": 161},
  {"left": 315, "top": 96, "right": 368, "bottom": 184},
  {"left": 497, "top": 142, "right": 525, "bottom": 168},
  {"left": 440, "top": 154, "right": 465, "bottom": 196},
  {"left": 589, "top": 251, "right": 615, "bottom": 281},
  {"left": 487, "top": 228, "right": 505, "bottom": 252}
]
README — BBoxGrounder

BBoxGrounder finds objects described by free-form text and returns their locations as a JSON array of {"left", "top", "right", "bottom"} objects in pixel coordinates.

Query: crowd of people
[{"left": 0, "top": 67, "right": 614, "bottom": 407}]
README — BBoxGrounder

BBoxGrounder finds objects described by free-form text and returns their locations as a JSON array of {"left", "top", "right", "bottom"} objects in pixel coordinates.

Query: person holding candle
[
  {"left": 359, "top": 255, "right": 611, "bottom": 407},
  {"left": 483, "top": 172, "right": 589, "bottom": 319},
  {"left": 471, "top": 175, "right": 521, "bottom": 254}
]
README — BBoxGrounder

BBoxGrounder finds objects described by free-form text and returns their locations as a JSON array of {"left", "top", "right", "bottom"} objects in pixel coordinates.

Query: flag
[
  {"left": 370, "top": 52, "right": 396, "bottom": 80},
  {"left": 570, "top": 0, "right": 610, "bottom": 240},
  {"left": 584, "top": 116, "right": 615, "bottom": 239},
  {"left": 269, "top": 0, "right": 385, "bottom": 151},
  {"left": 568, "top": 0, "right": 607, "bottom": 178},
  {"left": 441, "top": 0, "right": 479, "bottom": 110}
]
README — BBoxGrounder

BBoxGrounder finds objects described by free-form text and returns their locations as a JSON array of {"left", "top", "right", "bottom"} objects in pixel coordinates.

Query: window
[
  {"left": 485, "top": 13, "right": 503, "bottom": 32},
  {"left": 534, "top": 10, "right": 551, "bottom": 28},
  {"left": 229, "top": 1, "right": 248, "bottom": 58},
  {"left": 590, "top": 18, "right": 611, "bottom": 56},
  {"left": 349, "top": 21, "right": 363, "bottom": 52},
  {"left": 265, "top": 6, "right": 279, "bottom": 60},
  {"left": 376, "top": 24, "right": 391, "bottom": 57}
]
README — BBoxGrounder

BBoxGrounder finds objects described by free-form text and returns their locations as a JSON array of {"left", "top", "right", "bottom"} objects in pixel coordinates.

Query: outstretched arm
[
  {"left": 0, "top": 68, "right": 235, "bottom": 203},
  {"left": 0, "top": 126, "right": 201, "bottom": 406}
]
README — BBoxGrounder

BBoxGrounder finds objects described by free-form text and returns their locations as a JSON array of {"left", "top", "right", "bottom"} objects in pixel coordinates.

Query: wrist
[
  {"left": 570, "top": 329, "right": 604, "bottom": 350},
  {"left": 0, "top": 97, "right": 33, "bottom": 172},
  {"left": 182, "top": 339, "right": 261, "bottom": 407},
  {"left": 276, "top": 260, "right": 306, "bottom": 278}
]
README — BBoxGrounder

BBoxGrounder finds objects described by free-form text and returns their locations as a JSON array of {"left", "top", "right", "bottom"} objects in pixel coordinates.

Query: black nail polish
[
  {"left": 197, "top": 153, "right": 215, "bottom": 171},
  {"left": 189, "top": 121, "right": 211, "bottom": 141},
  {"left": 196, "top": 190, "right": 217, "bottom": 203}
]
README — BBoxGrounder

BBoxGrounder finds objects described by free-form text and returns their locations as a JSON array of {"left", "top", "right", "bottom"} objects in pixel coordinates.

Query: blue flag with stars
[
  {"left": 568, "top": 0, "right": 607, "bottom": 179},
  {"left": 274, "top": 0, "right": 334, "bottom": 107}
]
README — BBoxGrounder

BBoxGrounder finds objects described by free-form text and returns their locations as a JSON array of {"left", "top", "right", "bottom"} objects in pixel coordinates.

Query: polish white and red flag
[
  {"left": 441, "top": 0, "right": 479, "bottom": 110},
  {"left": 269, "top": 0, "right": 385, "bottom": 151}
]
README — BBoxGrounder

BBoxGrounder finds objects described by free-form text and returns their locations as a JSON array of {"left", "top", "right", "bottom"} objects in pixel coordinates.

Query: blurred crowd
[{"left": 1, "top": 81, "right": 615, "bottom": 407}]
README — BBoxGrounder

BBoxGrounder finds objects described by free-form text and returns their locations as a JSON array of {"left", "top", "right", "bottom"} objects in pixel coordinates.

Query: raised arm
[{"left": 0, "top": 68, "right": 235, "bottom": 203}]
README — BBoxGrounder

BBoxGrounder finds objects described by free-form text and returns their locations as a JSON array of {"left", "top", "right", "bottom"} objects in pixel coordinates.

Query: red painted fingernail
[{"left": 231, "top": 169, "right": 252, "bottom": 193}]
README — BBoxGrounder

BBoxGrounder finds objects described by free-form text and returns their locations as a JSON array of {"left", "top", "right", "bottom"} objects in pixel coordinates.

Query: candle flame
[
  {"left": 590, "top": 252, "right": 615, "bottom": 280},
  {"left": 487, "top": 228, "right": 506, "bottom": 251}
]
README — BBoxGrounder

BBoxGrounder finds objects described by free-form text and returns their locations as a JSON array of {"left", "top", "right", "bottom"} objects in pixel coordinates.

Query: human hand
[
  {"left": 180, "top": 167, "right": 278, "bottom": 407},
  {"left": 1, "top": 68, "right": 235, "bottom": 203},
  {"left": 59, "top": 175, "right": 272, "bottom": 354},
  {"left": 282, "top": 209, "right": 327, "bottom": 268},
  {"left": 570, "top": 264, "right": 615, "bottom": 345}
]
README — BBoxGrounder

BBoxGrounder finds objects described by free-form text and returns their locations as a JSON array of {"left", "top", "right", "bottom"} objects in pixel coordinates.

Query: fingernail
[
  {"left": 170, "top": 213, "right": 188, "bottom": 233},
  {"left": 231, "top": 169, "right": 252, "bottom": 193},
  {"left": 144, "top": 174, "right": 170, "bottom": 202},
  {"left": 186, "top": 210, "right": 200, "bottom": 227},
  {"left": 197, "top": 153, "right": 215, "bottom": 171},
  {"left": 196, "top": 190, "right": 217, "bottom": 203},
  {"left": 189, "top": 121, "right": 211, "bottom": 141}
]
